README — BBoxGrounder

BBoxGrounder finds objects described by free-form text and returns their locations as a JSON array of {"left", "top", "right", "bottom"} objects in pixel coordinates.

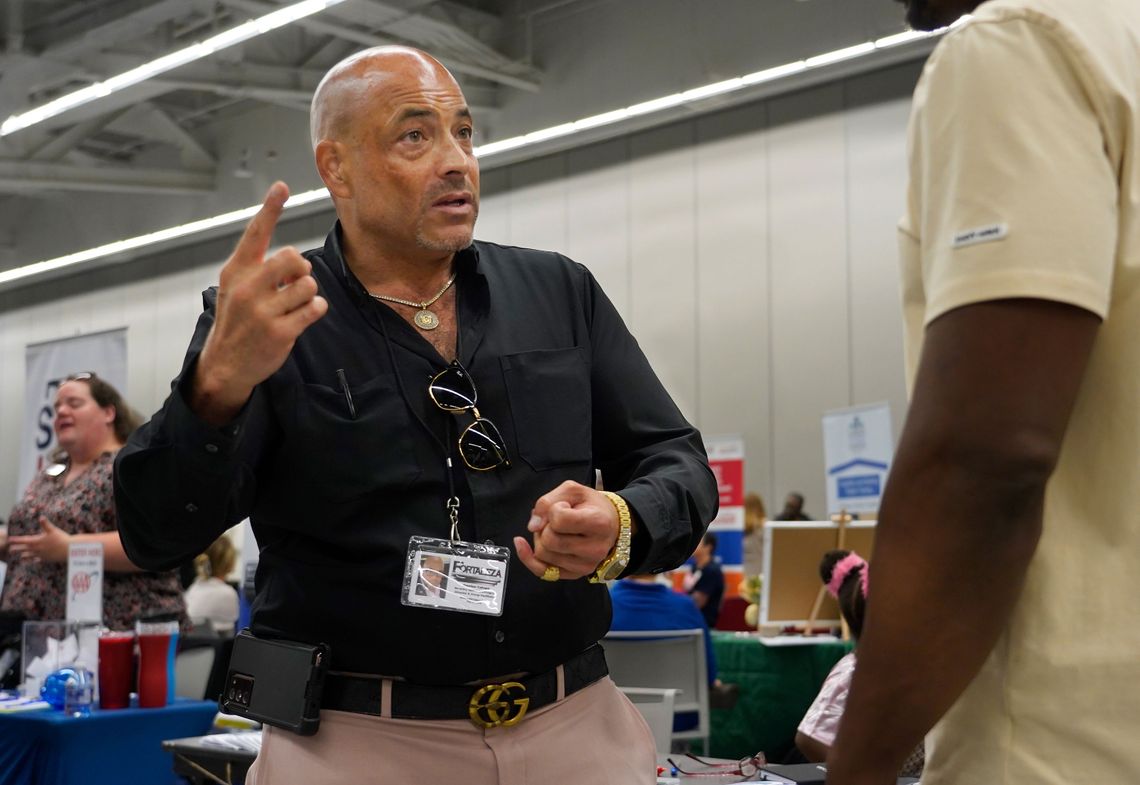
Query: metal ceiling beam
[
  {"left": 106, "top": 104, "right": 217, "bottom": 168},
  {"left": 38, "top": 0, "right": 199, "bottom": 63},
  {"left": 156, "top": 79, "right": 316, "bottom": 111},
  {"left": 0, "top": 159, "right": 215, "bottom": 195},
  {"left": 337, "top": 0, "right": 543, "bottom": 91},
  {"left": 221, "top": 0, "right": 542, "bottom": 92},
  {"left": 154, "top": 75, "right": 500, "bottom": 118},
  {"left": 1, "top": 80, "right": 176, "bottom": 137},
  {"left": 28, "top": 113, "right": 123, "bottom": 162}
]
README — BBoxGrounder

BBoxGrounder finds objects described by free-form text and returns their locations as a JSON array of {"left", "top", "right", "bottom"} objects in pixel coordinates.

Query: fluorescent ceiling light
[
  {"left": 0, "top": 0, "right": 348, "bottom": 137},
  {"left": 1, "top": 23, "right": 953, "bottom": 289},
  {"left": 474, "top": 25, "right": 946, "bottom": 162},
  {"left": 0, "top": 188, "right": 330, "bottom": 286},
  {"left": 805, "top": 42, "right": 877, "bottom": 68}
]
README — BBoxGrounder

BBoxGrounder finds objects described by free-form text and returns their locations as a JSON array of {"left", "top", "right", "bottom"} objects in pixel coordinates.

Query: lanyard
[{"left": 373, "top": 293, "right": 466, "bottom": 543}]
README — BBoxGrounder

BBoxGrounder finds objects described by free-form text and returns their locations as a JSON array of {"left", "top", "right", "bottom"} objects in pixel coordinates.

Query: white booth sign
[
  {"left": 66, "top": 542, "right": 104, "bottom": 623},
  {"left": 822, "top": 402, "right": 893, "bottom": 515},
  {"left": 20, "top": 329, "right": 128, "bottom": 494}
]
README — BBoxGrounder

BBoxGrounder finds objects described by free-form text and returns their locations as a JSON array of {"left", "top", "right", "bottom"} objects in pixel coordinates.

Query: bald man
[{"left": 115, "top": 47, "right": 717, "bottom": 784}]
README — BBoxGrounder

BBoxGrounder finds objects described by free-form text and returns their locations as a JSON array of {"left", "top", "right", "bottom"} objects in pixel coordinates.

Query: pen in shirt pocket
[{"left": 335, "top": 369, "right": 356, "bottom": 420}]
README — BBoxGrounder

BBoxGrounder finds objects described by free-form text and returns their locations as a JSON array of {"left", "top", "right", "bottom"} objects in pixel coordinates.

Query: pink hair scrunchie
[{"left": 827, "top": 552, "right": 869, "bottom": 599}]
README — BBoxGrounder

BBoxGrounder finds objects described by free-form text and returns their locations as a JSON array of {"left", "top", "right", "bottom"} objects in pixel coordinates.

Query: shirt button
[
  {"left": 205, "top": 443, "right": 219, "bottom": 454},
  {"left": 185, "top": 503, "right": 199, "bottom": 513},
  {"left": 494, "top": 630, "right": 505, "bottom": 644}
]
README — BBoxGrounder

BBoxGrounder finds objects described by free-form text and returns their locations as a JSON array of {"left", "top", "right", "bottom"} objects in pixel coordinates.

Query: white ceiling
[{"left": 0, "top": 0, "right": 917, "bottom": 273}]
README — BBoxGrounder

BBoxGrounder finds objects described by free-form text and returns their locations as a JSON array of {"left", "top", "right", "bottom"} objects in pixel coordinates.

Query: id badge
[{"left": 401, "top": 536, "right": 509, "bottom": 616}]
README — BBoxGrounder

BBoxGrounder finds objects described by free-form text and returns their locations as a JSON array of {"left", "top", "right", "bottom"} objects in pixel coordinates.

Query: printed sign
[
  {"left": 20, "top": 330, "right": 127, "bottom": 495},
  {"left": 822, "top": 403, "right": 893, "bottom": 515},
  {"left": 66, "top": 542, "right": 104, "bottom": 623},
  {"left": 703, "top": 435, "right": 746, "bottom": 595}
]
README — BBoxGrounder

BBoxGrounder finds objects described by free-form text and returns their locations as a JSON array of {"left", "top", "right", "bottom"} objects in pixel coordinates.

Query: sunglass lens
[
  {"left": 430, "top": 366, "right": 477, "bottom": 411},
  {"left": 459, "top": 418, "right": 508, "bottom": 470}
]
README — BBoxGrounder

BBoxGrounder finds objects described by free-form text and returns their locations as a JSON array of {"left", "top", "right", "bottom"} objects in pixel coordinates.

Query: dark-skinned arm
[
  {"left": 797, "top": 731, "right": 830, "bottom": 763},
  {"left": 826, "top": 298, "right": 1100, "bottom": 785}
]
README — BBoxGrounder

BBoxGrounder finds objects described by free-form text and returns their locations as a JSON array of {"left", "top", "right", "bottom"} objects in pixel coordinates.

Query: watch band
[{"left": 590, "top": 491, "right": 632, "bottom": 583}]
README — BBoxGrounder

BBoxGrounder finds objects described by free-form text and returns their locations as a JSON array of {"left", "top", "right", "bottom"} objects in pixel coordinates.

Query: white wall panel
[
  {"left": 566, "top": 140, "right": 632, "bottom": 319},
  {"left": 506, "top": 157, "right": 567, "bottom": 253},
  {"left": 0, "top": 311, "right": 30, "bottom": 507},
  {"left": 630, "top": 124, "right": 698, "bottom": 422},
  {"left": 695, "top": 103, "right": 772, "bottom": 498},
  {"left": 768, "top": 85, "right": 852, "bottom": 515},
  {"left": 845, "top": 88, "right": 913, "bottom": 441},
  {"left": 475, "top": 169, "right": 511, "bottom": 245}
]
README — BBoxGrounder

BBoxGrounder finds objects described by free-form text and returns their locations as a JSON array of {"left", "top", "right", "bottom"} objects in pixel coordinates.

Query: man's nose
[{"left": 438, "top": 134, "right": 471, "bottom": 177}]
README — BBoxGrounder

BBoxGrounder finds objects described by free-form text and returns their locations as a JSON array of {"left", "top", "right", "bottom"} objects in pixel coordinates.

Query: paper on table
[
  {"left": 198, "top": 731, "right": 263, "bottom": 753},
  {"left": 0, "top": 694, "right": 51, "bottom": 712},
  {"left": 757, "top": 635, "right": 840, "bottom": 647}
]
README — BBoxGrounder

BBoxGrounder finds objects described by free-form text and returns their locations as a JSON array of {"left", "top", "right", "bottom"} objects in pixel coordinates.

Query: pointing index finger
[{"left": 233, "top": 181, "right": 290, "bottom": 267}]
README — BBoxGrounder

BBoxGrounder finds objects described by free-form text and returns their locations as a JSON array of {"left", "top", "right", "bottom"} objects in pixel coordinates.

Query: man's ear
[{"left": 316, "top": 140, "right": 351, "bottom": 199}]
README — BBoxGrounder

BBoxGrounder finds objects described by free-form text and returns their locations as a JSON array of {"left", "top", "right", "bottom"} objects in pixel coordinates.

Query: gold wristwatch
[{"left": 590, "top": 491, "right": 633, "bottom": 583}]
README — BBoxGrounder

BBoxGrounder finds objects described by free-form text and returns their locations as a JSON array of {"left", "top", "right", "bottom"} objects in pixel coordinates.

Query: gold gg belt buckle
[{"left": 468, "top": 681, "right": 530, "bottom": 729}]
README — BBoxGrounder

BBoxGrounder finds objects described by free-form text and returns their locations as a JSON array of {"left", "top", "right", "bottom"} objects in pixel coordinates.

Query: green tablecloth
[{"left": 709, "top": 633, "right": 852, "bottom": 762}]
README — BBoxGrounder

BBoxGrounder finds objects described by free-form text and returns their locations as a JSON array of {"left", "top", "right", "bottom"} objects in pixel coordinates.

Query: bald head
[
  {"left": 310, "top": 46, "right": 460, "bottom": 150},
  {"left": 310, "top": 44, "right": 479, "bottom": 260}
]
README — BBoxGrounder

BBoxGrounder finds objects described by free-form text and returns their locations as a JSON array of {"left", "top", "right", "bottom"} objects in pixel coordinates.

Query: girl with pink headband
[{"left": 795, "top": 550, "right": 923, "bottom": 778}]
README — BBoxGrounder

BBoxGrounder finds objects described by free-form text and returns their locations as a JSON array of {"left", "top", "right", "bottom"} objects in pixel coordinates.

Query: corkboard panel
[{"left": 761, "top": 522, "right": 876, "bottom": 626}]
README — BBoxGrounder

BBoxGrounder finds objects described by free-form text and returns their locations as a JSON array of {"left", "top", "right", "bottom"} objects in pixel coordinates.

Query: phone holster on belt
[{"left": 219, "top": 629, "right": 329, "bottom": 736}]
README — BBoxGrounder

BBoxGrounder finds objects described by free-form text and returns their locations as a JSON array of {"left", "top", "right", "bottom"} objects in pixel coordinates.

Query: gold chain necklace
[{"left": 368, "top": 274, "right": 456, "bottom": 331}]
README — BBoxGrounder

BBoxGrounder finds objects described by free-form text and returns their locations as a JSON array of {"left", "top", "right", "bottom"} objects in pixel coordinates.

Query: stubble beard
[{"left": 415, "top": 204, "right": 479, "bottom": 253}]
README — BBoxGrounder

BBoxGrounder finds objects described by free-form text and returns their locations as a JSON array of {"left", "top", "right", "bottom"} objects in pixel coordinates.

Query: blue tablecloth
[{"left": 0, "top": 697, "right": 218, "bottom": 785}]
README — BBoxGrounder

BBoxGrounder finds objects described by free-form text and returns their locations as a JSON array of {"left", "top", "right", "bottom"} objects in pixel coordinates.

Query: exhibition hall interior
[{"left": 1, "top": 0, "right": 1132, "bottom": 783}]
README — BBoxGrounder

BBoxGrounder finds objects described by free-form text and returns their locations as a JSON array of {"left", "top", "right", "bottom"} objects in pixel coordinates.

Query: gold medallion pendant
[
  {"left": 414, "top": 309, "right": 441, "bottom": 330},
  {"left": 368, "top": 273, "right": 456, "bottom": 332}
]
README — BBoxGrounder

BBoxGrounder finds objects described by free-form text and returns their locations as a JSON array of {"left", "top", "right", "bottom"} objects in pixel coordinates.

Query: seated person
[
  {"left": 184, "top": 535, "right": 240, "bottom": 634},
  {"left": 795, "top": 550, "right": 923, "bottom": 778},
  {"left": 610, "top": 574, "right": 717, "bottom": 731},
  {"left": 683, "top": 532, "right": 724, "bottom": 628}
]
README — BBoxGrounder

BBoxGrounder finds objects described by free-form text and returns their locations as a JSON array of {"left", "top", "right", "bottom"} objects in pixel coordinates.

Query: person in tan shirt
[{"left": 829, "top": 1, "right": 1140, "bottom": 783}]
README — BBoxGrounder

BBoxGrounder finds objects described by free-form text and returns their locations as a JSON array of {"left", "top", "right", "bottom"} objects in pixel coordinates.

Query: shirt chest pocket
[
  {"left": 291, "top": 376, "right": 422, "bottom": 499},
  {"left": 500, "top": 347, "right": 592, "bottom": 471}
]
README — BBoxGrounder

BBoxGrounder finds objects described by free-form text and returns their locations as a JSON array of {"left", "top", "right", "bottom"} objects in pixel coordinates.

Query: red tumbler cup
[
  {"left": 98, "top": 631, "right": 135, "bottom": 709},
  {"left": 137, "top": 618, "right": 179, "bottom": 708}
]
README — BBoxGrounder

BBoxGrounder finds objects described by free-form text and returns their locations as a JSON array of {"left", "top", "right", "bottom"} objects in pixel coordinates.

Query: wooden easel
[{"left": 803, "top": 510, "right": 853, "bottom": 639}]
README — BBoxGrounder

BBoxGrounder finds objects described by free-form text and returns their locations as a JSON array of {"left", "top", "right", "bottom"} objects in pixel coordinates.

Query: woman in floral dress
[{"left": 1, "top": 372, "right": 185, "bottom": 630}]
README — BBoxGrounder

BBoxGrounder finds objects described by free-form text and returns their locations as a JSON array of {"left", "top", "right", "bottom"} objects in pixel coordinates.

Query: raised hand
[
  {"left": 513, "top": 480, "right": 621, "bottom": 581},
  {"left": 191, "top": 182, "right": 329, "bottom": 424}
]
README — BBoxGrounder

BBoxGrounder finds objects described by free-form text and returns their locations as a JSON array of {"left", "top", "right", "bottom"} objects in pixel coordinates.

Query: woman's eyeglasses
[
  {"left": 428, "top": 361, "right": 511, "bottom": 471},
  {"left": 666, "top": 752, "right": 767, "bottom": 778}
]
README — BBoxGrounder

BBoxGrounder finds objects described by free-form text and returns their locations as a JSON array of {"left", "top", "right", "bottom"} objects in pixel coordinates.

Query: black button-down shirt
[{"left": 115, "top": 225, "right": 718, "bottom": 684}]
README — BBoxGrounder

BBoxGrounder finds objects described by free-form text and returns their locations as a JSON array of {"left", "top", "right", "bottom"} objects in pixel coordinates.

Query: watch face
[{"left": 599, "top": 557, "right": 627, "bottom": 581}]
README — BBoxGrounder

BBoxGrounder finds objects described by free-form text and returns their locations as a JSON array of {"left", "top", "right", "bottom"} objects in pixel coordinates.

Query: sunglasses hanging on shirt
[{"left": 428, "top": 360, "right": 511, "bottom": 471}]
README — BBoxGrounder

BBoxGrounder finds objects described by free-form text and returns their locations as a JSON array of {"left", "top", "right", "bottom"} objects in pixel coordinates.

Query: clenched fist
[{"left": 514, "top": 480, "right": 632, "bottom": 581}]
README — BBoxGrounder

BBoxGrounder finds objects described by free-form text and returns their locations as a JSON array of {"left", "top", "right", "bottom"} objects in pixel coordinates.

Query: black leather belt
[{"left": 322, "top": 645, "right": 608, "bottom": 729}]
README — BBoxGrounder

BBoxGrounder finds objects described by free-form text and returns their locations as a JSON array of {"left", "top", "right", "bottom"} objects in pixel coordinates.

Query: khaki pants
[{"left": 246, "top": 676, "right": 656, "bottom": 785}]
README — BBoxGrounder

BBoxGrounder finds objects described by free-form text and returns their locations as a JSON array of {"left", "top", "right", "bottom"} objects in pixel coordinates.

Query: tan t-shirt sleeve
[{"left": 908, "top": 14, "right": 1119, "bottom": 325}]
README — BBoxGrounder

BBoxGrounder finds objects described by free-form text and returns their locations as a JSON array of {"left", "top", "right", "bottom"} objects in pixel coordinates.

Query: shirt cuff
[
  {"left": 617, "top": 486, "right": 670, "bottom": 575},
  {"left": 163, "top": 355, "right": 252, "bottom": 474}
]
